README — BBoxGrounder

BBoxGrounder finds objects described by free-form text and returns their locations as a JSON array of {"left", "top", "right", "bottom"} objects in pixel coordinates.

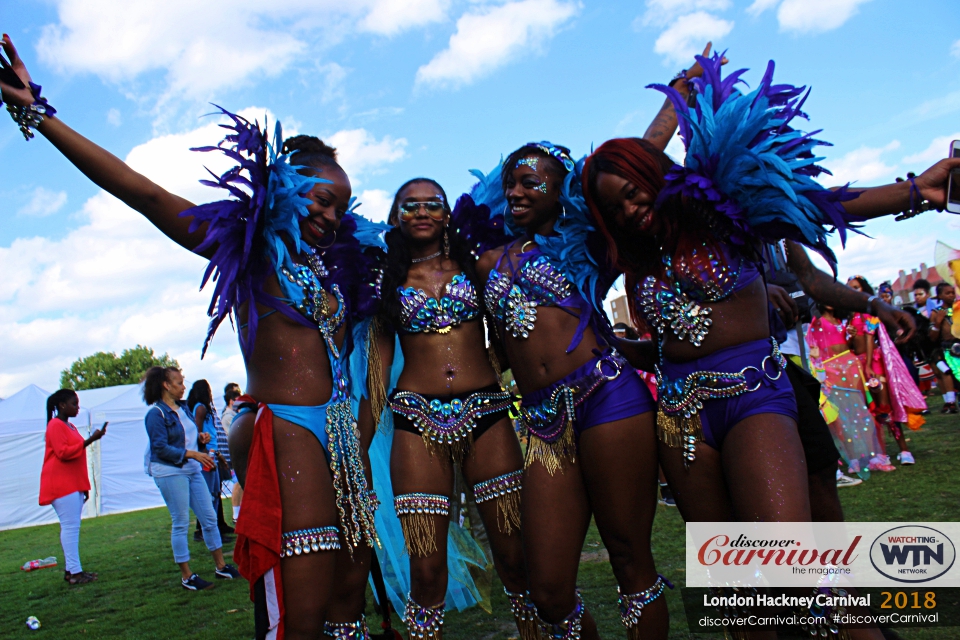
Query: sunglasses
[{"left": 398, "top": 201, "right": 446, "bottom": 221}]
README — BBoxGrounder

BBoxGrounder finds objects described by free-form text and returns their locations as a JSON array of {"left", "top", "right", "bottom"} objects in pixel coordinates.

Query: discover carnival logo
[{"left": 869, "top": 526, "right": 956, "bottom": 583}]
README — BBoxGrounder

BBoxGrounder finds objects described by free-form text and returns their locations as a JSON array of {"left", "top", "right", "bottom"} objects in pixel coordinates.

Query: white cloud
[
  {"left": 355, "top": 189, "right": 393, "bottom": 224},
  {"left": 326, "top": 129, "right": 408, "bottom": 182},
  {"left": 820, "top": 141, "right": 900, "bottom": 187},
  {"left": 653, "top": 11, "right": 733, "bottom": 65},
  {"left": 639, "top": 0, "right": 730, "bottom": 26},
  {"left": 745, "top": 0, "right": 779, "bottom": 17},
  {"left": 360, "top": 0, "right": 450, "bottom": 36},
  {"left": 107, "top": 108, "right": 122, "bottom": 127},
  {"left": 0, "top": 107, "right": 407, "bottom": 397},
  {"left": 37, "top": 0, "right": 449, "bottom": 106},
  {"left": 17, "top": 187, "right": 68, "bottom": 217},
  {"left": 902, "top": 133, "right": 960, "bottom": 165},
  {"left": 753, "top": 0, "right": 874, "bottom": 34},
  {"left": 415, "top": 0, "right": 579, "bottom": 88},
  {"left": 953, "top": 39, "right": 960, "bottom": 58}
]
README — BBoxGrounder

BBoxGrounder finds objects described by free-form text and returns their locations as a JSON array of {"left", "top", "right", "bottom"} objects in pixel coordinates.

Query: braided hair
[
  {"left": 46, "top": 389, "right": 77, "bottom": 423},
  {"left": 281, "top": 135, "right": 341, "bottom": 171}
]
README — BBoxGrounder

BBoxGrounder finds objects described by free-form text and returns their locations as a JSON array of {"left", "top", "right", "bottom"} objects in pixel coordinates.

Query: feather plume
[{"left": 648, "top": 54, "right": 861, "bottom": 273}]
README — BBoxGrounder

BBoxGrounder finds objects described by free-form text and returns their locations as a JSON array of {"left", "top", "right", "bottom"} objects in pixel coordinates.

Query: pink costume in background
[
  {"left": 876, "top": 321, "right": 927, "bottom": 424},
  {"left": 806, "top": 316, "right": 881, "bottom": 478}
]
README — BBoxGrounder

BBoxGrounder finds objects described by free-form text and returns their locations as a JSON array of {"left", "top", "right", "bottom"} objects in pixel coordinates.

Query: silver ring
[
  {"left": 760, "top": 355, "right": 783, "bottom": 381},
  {"left": 739, "top": 366, "right": 763, "bottom": 392},
  {"left": 596, "top": 356, "right": 622, "bottom": 381}
]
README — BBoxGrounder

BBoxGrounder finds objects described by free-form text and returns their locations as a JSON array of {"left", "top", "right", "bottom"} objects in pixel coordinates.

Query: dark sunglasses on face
[{"left": 399, "top": 201, "right": 445, "bottom": 220}]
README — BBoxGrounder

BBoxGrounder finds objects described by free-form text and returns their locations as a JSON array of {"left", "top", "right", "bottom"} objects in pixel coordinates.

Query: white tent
[{"left": 0, "top": 383, "right": 164, "bottom": 531}]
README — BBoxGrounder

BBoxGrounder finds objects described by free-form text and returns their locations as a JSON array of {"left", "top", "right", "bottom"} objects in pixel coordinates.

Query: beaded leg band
[
  {"left": 404, "top": 595, "right": 444, "bottom": 640},
  {"left": 504, "top": 588, "right": 539, "bottom": 640},
  {"left": 323, "top": 617, "right": 370, "bottom": 639},
  {"left": 535, "top": 589, "right": 584, "bottom": 640},
  {"left": 474, "top": 470, "right": 522, "bottom": 535},
  {"left": 281, "top": 526, "right": 340, "bottom": 557},
  {"left": 618, "top": 575, "right": 672, "bottom": 639},
  {"left": 394, "top": 493, "right": 450, "bottom": 557}
]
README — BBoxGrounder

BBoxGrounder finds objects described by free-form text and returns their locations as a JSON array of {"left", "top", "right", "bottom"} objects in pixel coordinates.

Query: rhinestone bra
[
  {"left": 484, "top": 250, "right": 574, "bottom": 340},
  {"left": 398, "top": 272, "right": 479, "bottom": 334},
  {"left": 634, "top": 243, "right": 753, "bottom": 347}
]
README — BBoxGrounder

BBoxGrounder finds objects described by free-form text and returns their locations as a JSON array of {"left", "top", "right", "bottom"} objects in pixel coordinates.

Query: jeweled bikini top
[
  {"left": 634, "top": 242, "right": 760, "bottom": 347},
  {"left": 484, "top": 242, "right": 581, "bottom": 343},
  {"left": 398, "top": 273, "right": 480, "bottom": 334}
]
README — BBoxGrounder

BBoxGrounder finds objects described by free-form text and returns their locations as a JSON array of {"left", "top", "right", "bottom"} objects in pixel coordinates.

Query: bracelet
[
  {"left": 865, "top": 295, "right": 878, "bottom": 314},
  {"left": 668, "top": 69, "right": 698, "bottom": 107},
  {"left": 6, "top": 81, "right": 56, "bottom": 141},
  {"left": 893, "top": 173, "right": 941, "bottom": 221}
]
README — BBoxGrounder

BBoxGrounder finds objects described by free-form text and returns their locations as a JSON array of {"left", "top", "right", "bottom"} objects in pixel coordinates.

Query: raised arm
[
  {"left": 1, "top": 35, "right": 206, "bottom": 253},
  {"left": 642, "top": 42, "right": 727, "bottom": 153},
  {"left": 784, "top": 240, "right": 915, "bottom": 342},
  {"left": 837, "top": 158, "right": 960, "bottom": 221}
]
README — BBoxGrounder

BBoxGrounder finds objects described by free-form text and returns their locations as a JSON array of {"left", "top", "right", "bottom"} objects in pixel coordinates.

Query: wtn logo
[
  {"left": 879, "top": 543, "right": 944, "bottom": 567},
  {"left": 870, "top": 526, "right": 956, "bottom": 583}
]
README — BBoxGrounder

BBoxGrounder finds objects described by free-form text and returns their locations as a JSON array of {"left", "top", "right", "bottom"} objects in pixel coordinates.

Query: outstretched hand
[
  {"left": 875, "top": 304, "right": 916, "bottom": 343},
  {"left": 684, "top": 42, "right": 729, "bottom": 81},
  {"left": 0, "top": 34, "right": 36, "bottom": 107},
  {"left": 914, "top": 158, "right": 960, "bottom": 208}
]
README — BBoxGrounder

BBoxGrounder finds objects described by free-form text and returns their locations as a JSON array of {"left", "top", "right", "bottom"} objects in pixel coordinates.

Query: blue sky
[{"left": 1, "top": 0, "right": 959, "bottom": 396}]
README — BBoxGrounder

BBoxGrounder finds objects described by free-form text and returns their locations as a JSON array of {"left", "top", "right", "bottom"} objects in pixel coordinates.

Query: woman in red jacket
[{"left": 40, "top": 389, "right": 107, "bottom": 585}]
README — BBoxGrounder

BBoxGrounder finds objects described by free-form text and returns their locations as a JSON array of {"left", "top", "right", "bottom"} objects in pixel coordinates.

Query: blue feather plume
[{"left": 648, "top": 54, "right": 861, "bottom": 273}]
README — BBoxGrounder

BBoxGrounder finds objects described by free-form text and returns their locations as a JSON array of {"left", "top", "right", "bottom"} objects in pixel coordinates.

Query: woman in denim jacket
[{"left": 143, "top": 366, "right": 241, "bottom": 590}]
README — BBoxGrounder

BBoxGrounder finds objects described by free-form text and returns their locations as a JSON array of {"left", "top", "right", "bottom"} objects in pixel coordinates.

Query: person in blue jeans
[
  {"left": 187, "top": 379, "right": 233, "bottom": 542},
  {"left": 143, "top": 366, "right": 242, "bottom": 590}
]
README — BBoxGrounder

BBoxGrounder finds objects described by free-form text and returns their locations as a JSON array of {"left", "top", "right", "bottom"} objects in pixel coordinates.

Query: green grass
[{"left": 1, "top": 397, "right": 956, "bottom": 638}]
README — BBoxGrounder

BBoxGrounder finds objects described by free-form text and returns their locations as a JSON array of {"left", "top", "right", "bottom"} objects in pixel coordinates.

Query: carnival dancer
[
  {"left": 846, "top": 276, "right": 925, "bottom": 464},
  {"left": 583, "top": 54, "right": 868, "bottom": 528},
  {"left": 370, "top": 178, "right": 531, "bottom": 639},
  {"left": 929, "top": 282, "right": 960, "bottom": 413},
  {"left": 467, "top": 48, "right": 720, "bottom": 640},
  {"left": 806, "top": 305, "right": 887, "bottom": 476},
  {"left": 0, "top": 36, "right": 382, "bottom": 640}
]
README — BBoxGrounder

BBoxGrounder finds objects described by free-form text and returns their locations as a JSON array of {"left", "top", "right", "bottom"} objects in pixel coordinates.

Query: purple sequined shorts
[
  {"left": 660, "top": 338, "right": 798, "bottom": 450},
  {"left": 521, "top": 350, "right": 656, "bottom": 440}
]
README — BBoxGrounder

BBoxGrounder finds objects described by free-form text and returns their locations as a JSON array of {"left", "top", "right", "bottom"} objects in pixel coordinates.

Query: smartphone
[{"left": 948, "top": 140, "right": 960, "bottom": 214}]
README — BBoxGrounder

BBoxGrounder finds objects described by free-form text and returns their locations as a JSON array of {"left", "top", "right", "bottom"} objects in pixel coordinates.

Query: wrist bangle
[
  {"left": 5, "top": 82, "right": 57, "bottom": 141},
  {"left": 865, "top": 295, "right": 878, "bottom": 314},
  {"left": 893, "top": 174, "right": 942, "bottom": 221}
]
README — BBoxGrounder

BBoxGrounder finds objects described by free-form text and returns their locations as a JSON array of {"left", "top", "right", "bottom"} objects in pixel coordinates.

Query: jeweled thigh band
[
  {"left": 281, "top": 526, "right": 340, "bottom": 557},
  {"left": 656, "top": 338, "right": 786, "bottom": 466},
  {"left": 473, "top": 469, "right": 523, "bottom": 534},
  {"left": 389, "top": 387, "right": 512, "bottom": 459},
  {"left": 519, "top": 350, "right": 625, "bottom": 474},
  {"left": 394, "top": 493, "right": 450, "bottom": 557}
]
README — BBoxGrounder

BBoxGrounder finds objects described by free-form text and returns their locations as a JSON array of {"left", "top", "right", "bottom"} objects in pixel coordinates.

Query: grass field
[{"left": 1, "top": 397, "right": 957, "bottom": 638}]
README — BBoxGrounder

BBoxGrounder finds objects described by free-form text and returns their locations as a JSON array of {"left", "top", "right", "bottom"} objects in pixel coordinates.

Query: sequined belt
[
  {"left": 656, "top": 338, "right": 786, "bottom": 466},
  {"left": 389, "top": 387, "right": 513, "bottom": 454},
  {"left": 519, "top": 350, "right": 625, "bottom": 442}
]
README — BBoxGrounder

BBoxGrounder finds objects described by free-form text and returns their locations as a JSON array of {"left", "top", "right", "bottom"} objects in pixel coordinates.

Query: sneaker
[
  {"left": 181, "top": 573, "right": 215, "bottom": 591},
  {"left": 942, "top": 402, "right": 959, "bottom": 414},
  {"left": 658, "top": 483, "right": 677, "bottom": 507},
  {"left": 898, "top": 451, "right": 915, "bottom": 465},
  {"left": 868, "top": 457, "right": 897, "bottom": 472},
  {"left": 836, "top": 474, "right": 863, "bottom": 488},
  {"left": 215, "top": 564, "right": 241, "bottom": 580}
]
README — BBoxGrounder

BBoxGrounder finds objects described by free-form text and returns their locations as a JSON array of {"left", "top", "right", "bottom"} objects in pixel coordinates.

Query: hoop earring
[
  {"left": 443, "top": 226, "right": 450, "bottom": 258},
  {"left": 316, "top": 230, "right": 337, "bottom": 250}
]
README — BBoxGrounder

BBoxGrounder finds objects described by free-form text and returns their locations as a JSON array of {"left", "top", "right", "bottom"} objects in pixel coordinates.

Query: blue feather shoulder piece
[
  {"left": 320, "top": 211, "right": 389, "bottom": 320},
  {"left": 534, "top": 157, "right": 616, "bottom": 319},
  {"left": 648, "top": 53, "right": 860, "bottom": 273},
  {"left": 450, "top": 161, "right": 514, "bottom": 258},
  {"left": 182, "top": 106, "right": 325, "bottom": 358}
]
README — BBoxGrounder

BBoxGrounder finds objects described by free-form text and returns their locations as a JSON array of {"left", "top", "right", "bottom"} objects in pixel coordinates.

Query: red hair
[{"left": 583, "top": 138, "right": 670, "bottom": 330}]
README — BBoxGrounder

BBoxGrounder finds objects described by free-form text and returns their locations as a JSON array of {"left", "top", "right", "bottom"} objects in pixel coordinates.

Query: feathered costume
[
  {"left": 179, "top": 108, "right": 387, "bottom": 639},
  {"left": 648, "top": 52, "right": 861, "bottom": 273}
]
